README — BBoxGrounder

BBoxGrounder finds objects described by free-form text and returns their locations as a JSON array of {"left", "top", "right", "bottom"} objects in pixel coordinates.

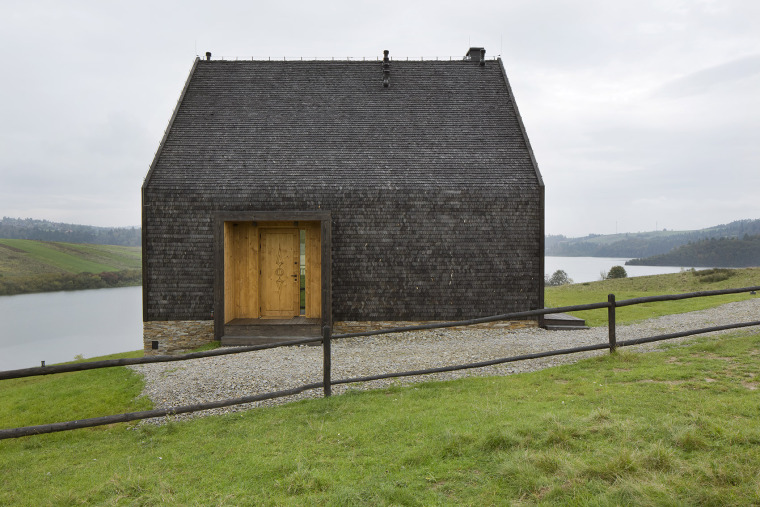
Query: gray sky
[{"left": 1, "top": 0, "right": 758, "bottom": 237}]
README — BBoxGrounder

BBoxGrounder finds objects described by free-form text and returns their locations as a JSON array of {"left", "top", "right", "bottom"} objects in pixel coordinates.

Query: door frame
[{"left": 213, "top": 211, "right": 331, "bottom": 340}]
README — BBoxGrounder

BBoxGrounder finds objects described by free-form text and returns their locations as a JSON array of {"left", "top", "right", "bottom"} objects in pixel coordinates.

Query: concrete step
[
  {"left": 542, "top": 312, "right": 588, "bottom": 330},
  {"left": 221, "top": 335, "right": 321, "bottom": 346},
  {"left": 224, "top": 323, "right": 320, "bottom": 337},
  {"left": 222, "top": 317, "right": 321, "bottom": 346},
  {"left": 544, "top": 324, "right": 590, "bottom": 331}
]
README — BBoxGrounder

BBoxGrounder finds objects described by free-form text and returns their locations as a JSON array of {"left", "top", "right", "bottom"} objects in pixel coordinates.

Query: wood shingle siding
[{"left": 143, "top": 55, "right": 544, "bottom": 326}]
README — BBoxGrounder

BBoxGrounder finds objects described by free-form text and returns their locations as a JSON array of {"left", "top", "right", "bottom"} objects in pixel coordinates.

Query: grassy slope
[
  {"left": 0, "top": 239, "right": 141, "bottom": 277},
  {"left": 577, "top": 229, "right": 689, "bottom": 245},
  {"left": 545, "top": 267, "right": 760, "bottom": 326},
  {"left": 1, "top": 272, "right": 759, "bottom": 504},
  {"left": 1, "top": 334, "right": 759, "bottom": 505}
]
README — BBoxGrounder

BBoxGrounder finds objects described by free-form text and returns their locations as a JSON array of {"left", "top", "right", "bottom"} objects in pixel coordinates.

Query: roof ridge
[{"left": 197, "top": 56, "right": 501, "bottom": 62}]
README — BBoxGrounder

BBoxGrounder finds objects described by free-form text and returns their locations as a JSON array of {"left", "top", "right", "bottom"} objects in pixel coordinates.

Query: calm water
[
  {"left": 0, "top": 259, "right": 699, "bottom": 371},
  {"left": 0, "top": 286, "right": 142, "bottom": 371},
  {"left": 545, "top": 256, "right": 701, "bottom": 284}
]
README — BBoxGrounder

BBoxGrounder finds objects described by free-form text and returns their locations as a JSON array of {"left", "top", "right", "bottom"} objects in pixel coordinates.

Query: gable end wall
[{"left": 143, "top": 184, "right": 542, "bottom": 322}]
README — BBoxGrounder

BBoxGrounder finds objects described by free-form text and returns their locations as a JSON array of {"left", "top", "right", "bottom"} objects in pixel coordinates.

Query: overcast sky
[{"left": 1, "top": 0, "right": 758, "bottom": 237}]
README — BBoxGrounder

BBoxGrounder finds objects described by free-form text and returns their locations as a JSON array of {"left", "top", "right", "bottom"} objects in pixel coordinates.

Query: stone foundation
[
  {"left": 142, "top": 319, "right": 538, "bottom": 355},
  {"left": 143, "top": 320, "right": 215, "bottom": 355},
  {"left": 333, "top": 319, "right": 538, "bottom": 335}
]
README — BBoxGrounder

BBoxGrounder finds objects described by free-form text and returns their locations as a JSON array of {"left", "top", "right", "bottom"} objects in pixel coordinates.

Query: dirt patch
[
  {"left": 703, "top": 353, "right": 734, "bottom": 361},
  {"left": 0, "top": 243, "right": 26, "bottom": 253},
  {"left": 637, "top": 379, "right": 686, "bottom": 386}
]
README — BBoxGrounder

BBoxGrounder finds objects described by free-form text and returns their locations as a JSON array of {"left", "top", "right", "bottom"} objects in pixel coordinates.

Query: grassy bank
[
  {"left": 545, "top": 266, "right": 760, "bottom": 326},
  {"left": 1, "top": 333, "right": 759, "bottom": 504},
  {"left": 0, "top": 239, "right": 141, "bottom": 295}
]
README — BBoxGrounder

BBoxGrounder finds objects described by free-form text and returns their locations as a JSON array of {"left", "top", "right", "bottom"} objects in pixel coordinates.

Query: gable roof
[{"left": 143, "top": 57, "right": 543, "bottom": 193}]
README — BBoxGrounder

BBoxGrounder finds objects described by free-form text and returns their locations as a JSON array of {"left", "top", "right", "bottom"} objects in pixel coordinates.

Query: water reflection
[
  {"left": 545, "top": 256, "right": 699, "bottom": 284},
  {"left": 0, "top": 286, "right": 142, "bottom": 371}
]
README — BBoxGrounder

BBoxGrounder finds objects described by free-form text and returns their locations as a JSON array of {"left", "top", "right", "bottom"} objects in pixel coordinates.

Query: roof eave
[
  {"left": 141, "top": 56, "right": 200, "bottom": 191},
  {"left": 497, "top": 58, "right": 544, "bottom": 188}
]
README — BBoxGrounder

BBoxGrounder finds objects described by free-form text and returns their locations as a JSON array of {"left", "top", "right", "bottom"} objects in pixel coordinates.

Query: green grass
[
  {"left": 0, "top": 239, "right": 141, "bottom": 277},
  {"left": 578, "top": 229, "right": 690, "bottom": 245},
  {"left": 545, "top": 267, "right": 760, "bottom": 326},
  {"left": 0, "top": 351, "right": 149, "bottom": 429},
  {"left": 2, "top": 333, "right": 760, "bottom": 504},
  {"left": 1, "top": 271, "right": 759, "bottom": 503},
  {"left": 0, "top": 239, "right": 142, "bottom": 295}
]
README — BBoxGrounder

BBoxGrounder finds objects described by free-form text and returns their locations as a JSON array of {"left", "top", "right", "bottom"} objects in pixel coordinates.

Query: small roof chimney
[
  {"left": 205, "top": 51, "right": 212, "bottom": 61},
  {"left": 382, "top": 49, "right": 390, "bottom": 88},
  {"left": 466, "top": 47, "right": 486, "bottom": 65}
]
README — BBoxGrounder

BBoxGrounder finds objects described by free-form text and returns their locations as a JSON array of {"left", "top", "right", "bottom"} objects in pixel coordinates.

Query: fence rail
[{"left": 1, "top": 285, "right": 758, "bottom": 440}]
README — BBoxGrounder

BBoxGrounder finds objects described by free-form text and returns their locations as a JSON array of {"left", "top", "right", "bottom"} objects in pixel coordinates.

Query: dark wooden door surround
[{"left": 213, "top": 212, "right": 331, "bottom": 341}]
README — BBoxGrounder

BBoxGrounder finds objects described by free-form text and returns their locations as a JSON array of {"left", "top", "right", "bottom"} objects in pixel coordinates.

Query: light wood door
[{"left": 259, "top": 228, "right": 300, "bottom": 318}]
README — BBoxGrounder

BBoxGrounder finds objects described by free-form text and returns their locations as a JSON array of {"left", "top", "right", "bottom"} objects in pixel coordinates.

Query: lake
[
  {"left": 0, "top": 286, "right": 143, "bottom": 371},
  {"left": 0, "top": 259, "right": 700, "bottom": 371},
  {"left": 545, "top": 256, "right": 700, "bottom": 284}
]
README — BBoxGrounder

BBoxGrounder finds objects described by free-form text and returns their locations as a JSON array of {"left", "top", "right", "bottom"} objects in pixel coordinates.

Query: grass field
[
  {"left": 2, "top": 267, "right": 760, "bottom": 504},
  {"left": 545, "top": 267, "right": 760, "bottom": 326},
  {"left": 0, "top": 239, "right": 141, "bottom": 295},
  {"left": 0, "top": 239, "right": 141, "bottom": 276},
  {"left": 1, "top": 332, "right": 759, "bottom": 505}
]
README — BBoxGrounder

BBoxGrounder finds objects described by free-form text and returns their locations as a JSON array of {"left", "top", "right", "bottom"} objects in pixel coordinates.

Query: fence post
[
  {"left": 322, "top": 325, "right": 332, "bottom": 397},
  {"left": 608, "top": 294, "right": 617, "bottom": 353}
]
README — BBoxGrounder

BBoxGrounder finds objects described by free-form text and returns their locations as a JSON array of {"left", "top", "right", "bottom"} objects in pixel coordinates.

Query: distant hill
[
  {"left": 627, "top": 235, "right": 760, "bottom": 268},
  {"left": 0, "top": 217, "right": 141, "bottom": 247},
  {"left": 0, "top": 238, "right": 141, "bottom": 295},
  {"left": 546, "top": 219, "right": 760, "bottom": 258}
]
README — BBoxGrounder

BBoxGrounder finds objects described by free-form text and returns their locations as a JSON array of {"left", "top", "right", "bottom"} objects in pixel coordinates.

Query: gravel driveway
[{"left": 130, "top": 299, "right": 760, "bottom": 421}]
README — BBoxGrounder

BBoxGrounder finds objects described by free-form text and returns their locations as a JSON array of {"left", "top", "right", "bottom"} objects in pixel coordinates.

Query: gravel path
[{"left": 130, "top": 299, "right": 760, "bottom": 422}]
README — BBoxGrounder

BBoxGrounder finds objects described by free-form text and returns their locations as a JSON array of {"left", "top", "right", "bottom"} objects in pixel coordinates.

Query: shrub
[
  {"left": 607, "top": 266, "right": 628, "bottom": 279},
  {"left": 692, "top": 268, "right": 734, "bottom": 283},
  {"left": 0, "top": 269, "right": 141, "bottom": 296},
  {"left": 545, "top": 269, "right": 573, "bottom": 286}
]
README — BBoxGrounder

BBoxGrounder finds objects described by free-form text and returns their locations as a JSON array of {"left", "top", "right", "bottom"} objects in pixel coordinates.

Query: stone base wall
[
  {"left": 333, "top": 319, "right": 538, "bottom": 335},
  {"left": 142, "top": 319, "right": 537, "bottom": 355},
  {"left": 143, "top": 320, "right": 215, "bottom": 355}
]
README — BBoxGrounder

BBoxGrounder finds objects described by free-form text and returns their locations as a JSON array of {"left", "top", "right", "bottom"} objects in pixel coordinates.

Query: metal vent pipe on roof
[{"left": 382, "top": 49, "right": 390, "bottom": 88}]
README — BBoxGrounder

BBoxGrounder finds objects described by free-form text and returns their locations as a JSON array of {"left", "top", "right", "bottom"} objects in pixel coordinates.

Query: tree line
[
  {"left": 626, "top": 235, "right": 760, "bottom": 268},
  {"left": 0, "top": 270, "right": 141, "bottom": 296},
  {"left": 546, "top": 219, "right": 760, "bottom": 259},
  {"left": 0, "top": 217, "right": 140, "bottom": 247}
]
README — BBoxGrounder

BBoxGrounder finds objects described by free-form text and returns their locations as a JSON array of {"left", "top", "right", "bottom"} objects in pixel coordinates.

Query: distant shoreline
[{"left": 0, "top": 269, "right": 141, "bottom": 297}]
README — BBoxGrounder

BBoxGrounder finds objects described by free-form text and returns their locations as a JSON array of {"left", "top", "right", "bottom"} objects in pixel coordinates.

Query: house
[{"left": 141, "top": 48, "right": 544, "bottom": 354}]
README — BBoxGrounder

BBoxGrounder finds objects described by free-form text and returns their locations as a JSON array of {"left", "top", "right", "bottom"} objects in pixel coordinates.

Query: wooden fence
[{"left": 1, "top": 285, "right": 758, "bottom": 439}]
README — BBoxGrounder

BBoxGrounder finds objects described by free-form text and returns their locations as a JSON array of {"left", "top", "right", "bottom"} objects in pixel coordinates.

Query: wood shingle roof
[{"left": 144, "top": 58, "right": 543, "bottom": 192}]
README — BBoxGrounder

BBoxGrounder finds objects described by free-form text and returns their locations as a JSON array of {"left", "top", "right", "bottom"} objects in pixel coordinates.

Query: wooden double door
[{"left": 223, "top": 221, "right": 321, "bottom": 322}]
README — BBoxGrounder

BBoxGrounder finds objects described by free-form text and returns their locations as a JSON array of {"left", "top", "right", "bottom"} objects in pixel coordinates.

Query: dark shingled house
[{"left": 142, "top": 48, "right": 544, "bottom": 354}]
